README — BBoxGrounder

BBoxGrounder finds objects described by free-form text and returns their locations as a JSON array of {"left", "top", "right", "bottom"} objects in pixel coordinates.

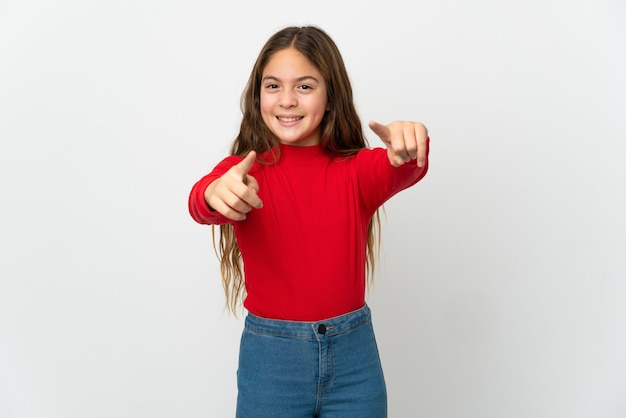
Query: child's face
[{"left": 260, "top": 48, "right": 328, "bottom": 146}]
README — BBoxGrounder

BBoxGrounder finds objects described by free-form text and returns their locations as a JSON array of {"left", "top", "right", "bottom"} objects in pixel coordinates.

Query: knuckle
[
  {"left": 226, "top": 195, "right": 241, "bottom": 209},
  {"left": 391, "top": 141, "right": 405, "bottom": 153}
]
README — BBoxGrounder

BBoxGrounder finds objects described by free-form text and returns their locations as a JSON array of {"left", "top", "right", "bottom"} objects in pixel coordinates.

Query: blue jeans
[{"left": 236, "top": 304, "right": 387, "bottom": 418}]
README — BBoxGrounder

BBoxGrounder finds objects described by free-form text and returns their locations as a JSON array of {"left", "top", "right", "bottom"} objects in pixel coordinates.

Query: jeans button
[{"left": 317, "top": 324, "right": 327, "bottom": 334}]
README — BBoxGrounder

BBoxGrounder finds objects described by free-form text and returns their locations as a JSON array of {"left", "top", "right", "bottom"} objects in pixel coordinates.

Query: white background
[{"left": 1, "top": 1, "right": 625, "bottom": 417}]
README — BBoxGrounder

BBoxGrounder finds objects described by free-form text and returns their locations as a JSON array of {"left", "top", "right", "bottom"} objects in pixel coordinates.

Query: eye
[
  {"left": 298, "top": 84, "right": 313, "bottom": 91},
  {"left": 265, "top": 83, "right": 279, "bottom": 89}
]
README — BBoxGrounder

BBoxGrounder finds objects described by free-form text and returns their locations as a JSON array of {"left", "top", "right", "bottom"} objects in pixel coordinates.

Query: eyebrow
[{"left": 262, "top": 75, "right": 320, "bottom": 83}]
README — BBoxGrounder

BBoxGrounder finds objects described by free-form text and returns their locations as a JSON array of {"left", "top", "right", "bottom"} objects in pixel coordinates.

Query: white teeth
[{"left": 278, "top": 116, "right": 301, "bottom": 122}]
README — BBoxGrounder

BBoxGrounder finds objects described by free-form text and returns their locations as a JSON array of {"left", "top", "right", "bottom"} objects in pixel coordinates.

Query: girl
[{"left": 189, "top": 25, "right": 429, "bottom": 418}]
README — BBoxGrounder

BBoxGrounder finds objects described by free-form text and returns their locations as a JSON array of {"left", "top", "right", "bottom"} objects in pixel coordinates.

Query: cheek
[
  {"left": 315, "top": 99, "right": 329, "bottom": 119},
  {"left": 260, "top": 94, "right": 274, "bottom": 115},
  {"left": 315, "top": 94, "right": 328, "bottom": 115}
]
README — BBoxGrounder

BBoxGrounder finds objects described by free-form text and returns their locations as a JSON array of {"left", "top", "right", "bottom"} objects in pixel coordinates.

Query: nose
[{"left": 279, "top": 89, "right": 297, "bottom": 108}]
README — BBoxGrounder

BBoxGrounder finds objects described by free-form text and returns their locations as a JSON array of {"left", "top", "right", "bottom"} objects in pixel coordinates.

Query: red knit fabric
[{"left": 189, "top": 142, "right": 428, "bottom": 321}]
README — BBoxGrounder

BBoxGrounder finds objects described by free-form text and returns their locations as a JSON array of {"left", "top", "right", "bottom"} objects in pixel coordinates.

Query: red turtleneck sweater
[{"left": 189, "top": 143, "right": 428, "bottom": 321}]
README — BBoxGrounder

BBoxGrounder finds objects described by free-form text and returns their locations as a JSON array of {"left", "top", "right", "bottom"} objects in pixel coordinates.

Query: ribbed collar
[{"left": 279, "top": 142, "right": 326, "bottom": 159}]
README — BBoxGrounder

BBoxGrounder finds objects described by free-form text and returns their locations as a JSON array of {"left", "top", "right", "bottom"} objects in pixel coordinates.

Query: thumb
[
  {"left": 368, "top": 120, "right": 391, "bottom": 145},
  {"left": 234, "top": 150, "right": 257, "bottom": 178}
]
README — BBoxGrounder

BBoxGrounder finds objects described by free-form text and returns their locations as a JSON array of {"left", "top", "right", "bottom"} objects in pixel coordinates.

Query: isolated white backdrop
[{"left": 1, "top": 1, "right": 625, "bottom": 417}]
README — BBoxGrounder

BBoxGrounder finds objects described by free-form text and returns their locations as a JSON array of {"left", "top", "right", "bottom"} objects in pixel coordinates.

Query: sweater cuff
[{"left": 188, "top": 177, "right": 231, "bottom": 225}]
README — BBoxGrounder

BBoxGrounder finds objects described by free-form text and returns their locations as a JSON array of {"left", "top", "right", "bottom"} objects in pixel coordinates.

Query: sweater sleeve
[
  {"left": 188, "top": 156, "right": 243, "bottom": 225},
  {"left": 355, "top": 138, "right": 430, "bottom": 213}
]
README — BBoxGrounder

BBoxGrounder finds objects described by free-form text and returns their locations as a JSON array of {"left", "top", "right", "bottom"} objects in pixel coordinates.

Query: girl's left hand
[{"left": 369, "top": 120, "right": 428, "bottom": 168}]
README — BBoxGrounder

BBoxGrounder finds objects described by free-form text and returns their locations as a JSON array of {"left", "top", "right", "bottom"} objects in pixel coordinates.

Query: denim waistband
[{"left": 244, "top": 304, "right": 372, "bottom": 339}]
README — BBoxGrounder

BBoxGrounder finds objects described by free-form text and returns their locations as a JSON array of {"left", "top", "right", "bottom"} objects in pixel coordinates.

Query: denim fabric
[{"left": 236, "top": 305, "right": 387, "bottom": 418}]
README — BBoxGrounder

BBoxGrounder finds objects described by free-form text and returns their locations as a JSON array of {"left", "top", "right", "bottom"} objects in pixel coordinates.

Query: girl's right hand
[{"left": 204, "top": 151, "right": 263, "bottom": 221}]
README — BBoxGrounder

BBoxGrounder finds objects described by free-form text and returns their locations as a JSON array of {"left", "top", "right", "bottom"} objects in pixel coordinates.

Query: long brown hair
[{"left": 214, "top": 26, "right": 382, "bottom": 314}]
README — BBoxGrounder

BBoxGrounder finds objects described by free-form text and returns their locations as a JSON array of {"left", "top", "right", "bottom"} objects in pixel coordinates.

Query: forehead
[{"left": 262, "top": 48, "right": 322, "bottom": 78}]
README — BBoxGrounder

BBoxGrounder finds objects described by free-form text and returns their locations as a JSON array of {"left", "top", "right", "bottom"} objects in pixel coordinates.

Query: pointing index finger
[
  {"left": 235, "top": 151, "right": 257, "bottom": 178},
  {"left": 368, "top": 120, "right": 391, "bottom": 144}
]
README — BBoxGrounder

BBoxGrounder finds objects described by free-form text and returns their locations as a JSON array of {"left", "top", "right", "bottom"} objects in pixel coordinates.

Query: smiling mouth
[{"left": 277, "top": 116, "right": 303, "bottom": 122}]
